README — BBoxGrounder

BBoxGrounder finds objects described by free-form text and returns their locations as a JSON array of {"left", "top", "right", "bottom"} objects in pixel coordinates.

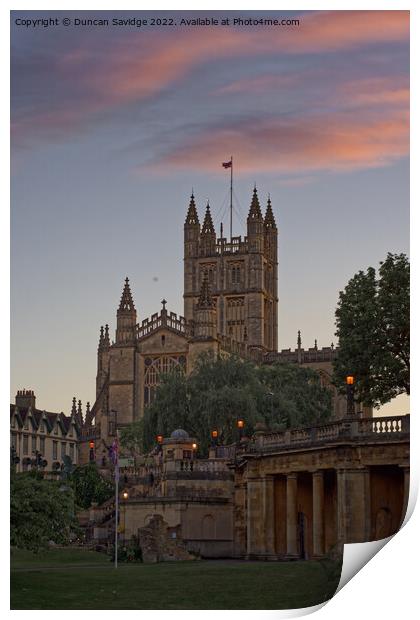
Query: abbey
[{"left": 80, "top": 186, "right": 357, "bottom": 463}]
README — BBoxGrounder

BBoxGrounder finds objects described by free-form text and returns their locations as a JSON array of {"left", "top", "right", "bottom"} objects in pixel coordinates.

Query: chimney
[{"left": 15, "top": 389, "right": 36, "bottom": 409}]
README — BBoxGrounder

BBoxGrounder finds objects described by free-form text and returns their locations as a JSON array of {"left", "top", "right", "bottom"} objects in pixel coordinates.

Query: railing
[
  {"left": 247, "top": 415, "right": 410, "bottom": 453},
  {"left": 176, "top": 459, "right": 230, "bottom": 473},
  {"left": 264, "top": 346, "right": 338, "bottom": 365},
  {"left": 216, "top": 236, "right": 249, "bottom": 255},
  {"left": 137, "top": 309, "right": 188, "bottom": 340}
]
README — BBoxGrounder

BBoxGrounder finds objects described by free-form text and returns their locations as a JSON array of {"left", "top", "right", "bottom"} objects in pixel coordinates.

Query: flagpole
[
  {"left": 114, "top": 459, "right": 119, "bottom": 569},
  {"left": 230, "top": 155, "right": 233, "bottom": 242}
]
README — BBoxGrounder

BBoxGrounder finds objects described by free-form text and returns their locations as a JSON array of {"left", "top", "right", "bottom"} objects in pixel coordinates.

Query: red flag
[{"left": 222, "top": 161, "right": 232, "bottom": 169}]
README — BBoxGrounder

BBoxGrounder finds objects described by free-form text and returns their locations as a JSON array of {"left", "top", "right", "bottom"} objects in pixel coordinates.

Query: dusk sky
[{"left": 11, "top": 10, "right": 409, "bottom": 416}]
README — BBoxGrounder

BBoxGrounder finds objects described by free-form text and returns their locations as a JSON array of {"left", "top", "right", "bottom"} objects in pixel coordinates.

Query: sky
[{"left": 10, "top": 9, "right": 409, "bottom": 416}]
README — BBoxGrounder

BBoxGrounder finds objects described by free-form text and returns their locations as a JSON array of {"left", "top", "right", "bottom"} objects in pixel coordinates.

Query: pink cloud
[
  {"left": 335, "top": 77, "right": 409, "bottom": 107},
  {"left": 151, "top": 109, "right": 409, "bottom": 174},
  {"left": 215, "top": 74, "right": 302, "bottom": 95},
  {"left": 12, "top": 10, "right": 409, "bottom": 144}
]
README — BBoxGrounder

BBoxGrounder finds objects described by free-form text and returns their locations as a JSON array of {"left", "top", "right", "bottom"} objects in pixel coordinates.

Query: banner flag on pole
[{"left": 222, "top": 161, "right": 232, "bottom": 168}]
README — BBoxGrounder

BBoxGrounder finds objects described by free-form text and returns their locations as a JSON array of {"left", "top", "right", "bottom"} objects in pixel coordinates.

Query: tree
[
  {"left": 10, "top": 471, "right": 79, "bottom": 552},
  {"left": 120, "top": 418, "right": 146, "bottom": 455},
  {"left": 70, "top": 464, "right": 113, "bottom": 510},
  {"left": 128, "top": 352, "right": 333, "bottom": 455},
  {"left": 333, "top": 253, "right": 409, "bottom": 407}
]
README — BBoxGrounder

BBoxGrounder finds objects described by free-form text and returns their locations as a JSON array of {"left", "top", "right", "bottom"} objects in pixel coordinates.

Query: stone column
[
  {"left": 246, "top": 475, "right": 275, "bottom": 558},
  {"left": 263, "top": 475, "right": 275, "bottom": 555},
  {"left": 246, "top": 477, "right": 264, "bottom": 557},
  {"left": 312, "top": 470, "right": 325, "bottom": 557},
  {"left": 337, "top": 467, "right": 371, "bottom": 544},
  {"left": 399, "top": 466, "right": 410, "bottom": 527},
  {"left": 286, "top": 473, "right": 298, "bottom": 557}
]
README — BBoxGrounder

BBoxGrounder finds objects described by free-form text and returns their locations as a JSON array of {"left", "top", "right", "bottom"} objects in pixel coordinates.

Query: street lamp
[
  {"left": 122, "top": 491, "right": 129, "bottom": 500},
  {"left": 211, "top": 429, "right": 218, "bottom": 447},
  {"left": 237, "top": 419, "right": 244, "bottom": 441},
  {"left": 346, "top": 375, "right": 355, "bottom": 416}
]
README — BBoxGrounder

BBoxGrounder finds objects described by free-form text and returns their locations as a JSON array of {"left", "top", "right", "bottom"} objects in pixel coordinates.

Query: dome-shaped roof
[{"left": 170, "top": 428, "right": 189, "bottom": 440}]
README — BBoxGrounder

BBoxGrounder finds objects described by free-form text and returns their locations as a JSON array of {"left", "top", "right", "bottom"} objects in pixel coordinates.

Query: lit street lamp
[{"left": 346, "top": 375, "right": 355, "bottom": 416}]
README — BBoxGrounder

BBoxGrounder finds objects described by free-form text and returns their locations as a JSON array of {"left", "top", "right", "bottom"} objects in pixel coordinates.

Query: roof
[{"left": 10, "top": 404, "right": 80, "bottom": 435}]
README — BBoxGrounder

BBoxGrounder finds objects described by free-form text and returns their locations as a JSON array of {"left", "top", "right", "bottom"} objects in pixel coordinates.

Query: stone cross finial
[{"left": 161, "top": 299, "right": 167, "bottom": 310}]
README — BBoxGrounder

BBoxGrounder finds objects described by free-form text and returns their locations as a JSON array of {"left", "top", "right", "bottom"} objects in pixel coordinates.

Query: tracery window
[
  {"left": 143, "top": 355, "right": 187, "bottom": 407},
  {"left": 226, "top": 297, "right": 245, "bottom": 342}
]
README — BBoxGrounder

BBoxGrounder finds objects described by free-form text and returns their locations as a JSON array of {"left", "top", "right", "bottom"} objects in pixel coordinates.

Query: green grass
[
  {"left": 11, "top": 547, "right": 110, "bottom": 569},
  {"left": 11, "top": 549, "right": 342, "bottom": 610}
]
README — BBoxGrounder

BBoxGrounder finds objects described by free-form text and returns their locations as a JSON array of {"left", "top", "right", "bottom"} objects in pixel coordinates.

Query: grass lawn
[{"left": 11, "top": 548, "right": 342, "bottom": 610}]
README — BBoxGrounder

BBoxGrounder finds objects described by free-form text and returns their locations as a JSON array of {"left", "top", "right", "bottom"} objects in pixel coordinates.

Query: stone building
[
  {"left": 80, "top": 187, "right": 364, "bottom": 463},
  {"left": 233, "top": 415, "right": 410, "bottom": 560},
  {"left": 10, "top": 390, "right": 80, "bottom": 472},
  {"left": 84, "top": 428, "right": 235, "bottom": 558}
]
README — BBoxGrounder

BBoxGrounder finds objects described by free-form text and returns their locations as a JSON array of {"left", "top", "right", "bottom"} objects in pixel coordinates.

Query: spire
[
  {"left": 248, "top": 186, "right": 263, "bottom": 221},
  {"left": 119, "top": 277, "right": 135, "bottom": 312},
  {"left": 297, "top": 330, "right": 302, "bottom": 349},
  {"left": 185, "top": 193, "right": 199, "bottom": 226},
  {"left": 201, "top": 202, "right": 215, "bottom": 235},
  {"left": 71, "top": 397, "right": 77, "bottom": 417},
  {"left": 264, "top": 195, "right": 276, "bottom": 229},
  {"left": 98, "top": 325, "right": 104, "bottom": 348},
  {"left": 197, "top": 272, "right": 215, "bottom": 309},
  {"left": 314, "top": 339, "right": 318, "bottom": 350},
  {"left": 85, "top": 402, "right": 90, "bottom": 424},
  {"left": 104, "top": 324, "right": 110, "bottom": 347},
  {"left": 77, "top": 399, "right": 83, "bottom": 419}
]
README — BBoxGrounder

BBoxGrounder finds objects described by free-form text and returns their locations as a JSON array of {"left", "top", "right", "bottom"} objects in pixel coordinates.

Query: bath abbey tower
[
  {"left": 80, "top": 186, "right": 358, "bottom": 462},
  {"left": 184, "top": 187, "right": 278, "bottom": 352}
]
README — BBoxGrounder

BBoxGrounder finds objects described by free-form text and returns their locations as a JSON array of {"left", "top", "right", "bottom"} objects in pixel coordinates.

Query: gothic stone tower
[
  {"left": 108, "top": 278, "right": 137, "bottom": 426},
  {"left": 184, "top": 187, "right": 278, "bottom": 352}
]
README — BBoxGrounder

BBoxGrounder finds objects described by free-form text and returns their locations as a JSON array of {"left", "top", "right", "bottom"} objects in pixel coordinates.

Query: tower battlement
[{"left": 184, "top": 186, "right": 278, "bottom": 352}]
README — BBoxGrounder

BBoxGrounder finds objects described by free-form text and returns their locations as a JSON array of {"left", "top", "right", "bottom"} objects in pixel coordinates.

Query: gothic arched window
[{"left": 144, "top": 355, "right": 186, "bottom": 407}]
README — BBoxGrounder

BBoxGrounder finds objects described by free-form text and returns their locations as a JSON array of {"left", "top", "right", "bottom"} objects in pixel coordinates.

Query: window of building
[
  {"left": 23, "top": 435, "right": 28, "bottom": 454},
  {"left": 183, "top": 450, "right": 192, "bottom": 460},
  {"left": 53, "top": 441, "right": 58, "bottom": 460},
  {"left": 24, "top": 417, "right": 29, "bottom": 430},
  {"left": 69, "top": 443, "right": 74, "bottom": 461},
  {"left": 31, "top": 435, "right": 37, "bottom": 453},
  {"left": 39, "top": 436, "right": 45, "bottom": 455},
  {"left": 61, "top": 442, "right": 66, "bottom": 459},
  {"left": 144, "top": 356, "right": 185, "bottom": 407},
  {"left": 10, "top": 433, "right": 16, "bottom": 448}
]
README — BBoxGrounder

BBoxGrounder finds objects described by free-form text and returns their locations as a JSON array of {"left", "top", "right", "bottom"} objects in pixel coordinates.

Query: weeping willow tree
[{"left": 121, "top": 352, "right": 332, "bottom": 456}]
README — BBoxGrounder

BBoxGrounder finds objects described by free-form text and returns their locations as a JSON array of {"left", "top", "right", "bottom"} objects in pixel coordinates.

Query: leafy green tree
[
  {"left": 70, "top": 464, "right": 113, "bottom": 510},
  {"left": 134, "top": 352, "right": 332, "bottom": 454},
  {"left": 333, "top": 253, "right": 409, "bottom": 407},
  {"left": 120, "top": 418, "right": 146, "bottom": 455},
  {"left": 10, "top": 471, "right": 79, "bottom": 552},
  {"left": 257, "top": 363, "right": 333, "bottom": 428}
]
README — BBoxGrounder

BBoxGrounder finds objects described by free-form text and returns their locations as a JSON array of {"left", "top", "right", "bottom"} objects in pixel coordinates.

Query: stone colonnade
[{"left": 244, "top": 465, "right": 410, "bottom": 560}]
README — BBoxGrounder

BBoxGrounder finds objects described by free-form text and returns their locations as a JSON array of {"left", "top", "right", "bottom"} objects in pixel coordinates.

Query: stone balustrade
[
  {"left": 248, "top": 415, "right": 410, "bottom": 453},
  {"left": 136, "top": 309, "right": 188, "bottom": 340}
]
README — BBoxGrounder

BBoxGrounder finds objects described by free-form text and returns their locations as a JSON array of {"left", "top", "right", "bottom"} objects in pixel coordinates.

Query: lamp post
[
  {"left": 237, "top": 419, "right": 244, "bottom": 441},
  {"left": 346, "top": 375, "right": 355, "bottom": 416},
  {"left": 121, "top": 490, "right": 129, "bottom": 543},
  {"left": 211, "top": 429, "right": 218, "bottom": 447}
]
